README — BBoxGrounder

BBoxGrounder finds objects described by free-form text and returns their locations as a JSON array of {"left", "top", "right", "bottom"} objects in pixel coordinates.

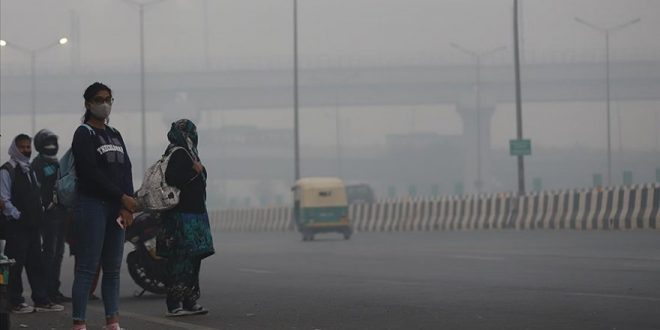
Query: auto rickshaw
[{"left": 293, "top": 177, "right": 352, "bottom": 241}]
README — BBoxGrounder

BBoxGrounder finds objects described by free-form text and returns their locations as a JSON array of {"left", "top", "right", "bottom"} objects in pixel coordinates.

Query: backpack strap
[
  {"left": 80, "top": 124, "right": 96, "bottom": 136},
  {"left": 167, "top": 146, "right": 187, "bottom": 157},
  {"left": 164, "top": 147, "right": 199, "bottom": 184},
  {"left": 106, "top": 125, "right": 119, "bottom": 134}
]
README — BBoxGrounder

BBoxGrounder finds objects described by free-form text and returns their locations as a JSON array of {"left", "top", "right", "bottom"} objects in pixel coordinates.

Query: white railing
[{"left": 209, "top": 183, "right": 660, "bottom": 233}]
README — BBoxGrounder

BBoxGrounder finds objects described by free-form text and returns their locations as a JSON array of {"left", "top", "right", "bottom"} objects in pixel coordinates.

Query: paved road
[{"left": 11, "top": 230, "right": 660, "bottom": 329}]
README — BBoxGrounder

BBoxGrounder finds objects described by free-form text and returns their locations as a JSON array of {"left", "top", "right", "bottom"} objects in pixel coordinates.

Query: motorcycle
[{"left": 125, "top": 212, "right": 168, "bottom": 297}]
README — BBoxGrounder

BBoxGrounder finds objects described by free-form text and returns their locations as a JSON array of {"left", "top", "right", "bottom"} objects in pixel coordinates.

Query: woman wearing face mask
[
  {"left": 70, "top": 82, "right": 137, "bottom": 330},
  {"left": 158, "top": 119, "right": 214, "bottom": 317}
]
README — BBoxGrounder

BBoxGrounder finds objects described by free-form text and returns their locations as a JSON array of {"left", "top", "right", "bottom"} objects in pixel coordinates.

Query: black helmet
[{"left": 34, "top": 129, "right": 59, "bottom": 157}]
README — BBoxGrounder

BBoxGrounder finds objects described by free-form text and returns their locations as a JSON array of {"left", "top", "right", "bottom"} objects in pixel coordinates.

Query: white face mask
[{"left": 90, "top": 103, "right": 112, "bottom": 119}]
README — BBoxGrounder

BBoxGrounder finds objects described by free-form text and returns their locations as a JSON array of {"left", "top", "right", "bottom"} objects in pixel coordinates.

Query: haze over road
[{"left": 14, "top": 230, "right": 660, "bottom": 329}]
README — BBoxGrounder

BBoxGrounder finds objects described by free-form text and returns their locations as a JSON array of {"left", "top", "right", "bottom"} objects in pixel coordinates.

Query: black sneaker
[
  {"left": 34, "top": 302, "right": 64, "bottom": 312},
  {"left": 11, "top": 303, "right": 34, "bottom": 314},
  {"left": 51, "top": 292, "right": 72, "bottom": 303}
]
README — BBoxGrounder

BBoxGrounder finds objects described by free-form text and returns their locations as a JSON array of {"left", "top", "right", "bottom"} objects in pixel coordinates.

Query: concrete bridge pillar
[{"left": 456, "top": 99, "right": 497, "bottom": 194}]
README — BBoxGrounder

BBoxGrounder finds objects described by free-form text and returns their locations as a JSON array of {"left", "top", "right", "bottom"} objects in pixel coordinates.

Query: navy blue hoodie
[{"left": 71, "top": 125, "right": 134, "bottom": 202}]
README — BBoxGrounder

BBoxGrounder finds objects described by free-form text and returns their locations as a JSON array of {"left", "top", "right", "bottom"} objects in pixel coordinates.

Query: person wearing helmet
[{"left": 32, "top": 129, "right": 71, "bottom": 304}]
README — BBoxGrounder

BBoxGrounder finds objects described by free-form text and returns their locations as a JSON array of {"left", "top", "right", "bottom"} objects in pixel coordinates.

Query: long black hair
[{"left": 82, "top": 82, "right": 112, "bottom": 123}]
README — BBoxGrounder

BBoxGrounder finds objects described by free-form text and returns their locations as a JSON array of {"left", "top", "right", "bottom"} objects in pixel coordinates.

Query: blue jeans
[{"left": 71, "top": 195, "right": 125, "bottom": 321}]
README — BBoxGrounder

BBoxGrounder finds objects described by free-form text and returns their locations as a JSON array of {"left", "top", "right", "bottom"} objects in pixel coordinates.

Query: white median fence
[{"left": 209, "top": 184, "right": 660, "bottom": 232}]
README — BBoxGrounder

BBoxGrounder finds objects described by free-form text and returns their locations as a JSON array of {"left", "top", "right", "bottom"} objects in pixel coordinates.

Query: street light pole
[
  {"left": 202, "top": 0, "right": 210, "bottom": 69},
  {"left": 293, "top": 0, "right": 301, "bottom": 181},
  {"left": 30, "top": 51, "right": 36, "bottom": 135},
  {"left": 450, "top": 43, "right": 505, "bottom": 194},
  {"left": 335, "top": 105, "right": 342, "bottom": 178},
  {"left": 0, "top": 38, "right": 69, "bottom": 135},
  {"left": 140, "top": 3, "right": 147, "bottom": 178},
  {"left": 617, "top": 106, "right": 623, "bottom": 167},
  {"left": 122, "top": 0, "right": 167, "bottom": 175},
  {"left": 655, "top": 110, "right": 659, "bottom": 153},
  {"left": 514, "top": 0, "right": 525, "bottom": 196},
  {"left": 575, "top": 17, "right": 641, "bottom": 186},
  {"left": 605, "top": 31, "right": 612, "bottom": 184},
  {"left": 475, "top": 56, "right": 481, "bottom": 193}
]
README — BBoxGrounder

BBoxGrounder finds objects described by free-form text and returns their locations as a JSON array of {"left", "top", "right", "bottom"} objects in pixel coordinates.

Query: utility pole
[
  {"left": 293, "top": 0, "right": 301, "bottom": 181},
  {"left": 202, "top": 0, "right": 210, "bottom": 69},
  {"left": 575, "top": 16, "right": 641, "bottom": 186},
  {"left": 121, "top": 0, "right": 168, "bottom": 175},
  {"left": 513, "top": 0, "right": 525, "bottom": 195}
]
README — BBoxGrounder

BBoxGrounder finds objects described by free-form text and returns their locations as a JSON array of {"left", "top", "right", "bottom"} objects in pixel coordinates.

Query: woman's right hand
[
  {"left": 118, "top": 208, "right": 134, "bottom": 228},
  {"left": 121, "top": 194, "right": 137, "bottom": 212}
]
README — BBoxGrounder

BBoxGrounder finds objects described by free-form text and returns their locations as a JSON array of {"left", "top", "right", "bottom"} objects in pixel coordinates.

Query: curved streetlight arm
[
  {"left": 0, "top": 41, "right": 32, "bottom": 54},
  {"left": 451, "top": 43, "right": 506, "bottom": 59},
  {"left": 0, "top": 38, "right": 68, "bottom": 55},
  {"left": 34, "top": 39, "right": 67, "bottom": 53},
  {"left": 575, "top": 17, "right": 605, "bottom": 32},
  {"left": 121, "top": 0, "right": 167, "bottom": 8},
  {"left": 610, "top": 18, "right": 641, "bottom": 33},
  {"left": 481, "top": 45, "right": 507, "bottom": 57},
  {"left": 575, "top": 17, "right": 641, "bottom": 34},
  {"left": 450, "top": 42, "right": 477, "bottom": 57}
]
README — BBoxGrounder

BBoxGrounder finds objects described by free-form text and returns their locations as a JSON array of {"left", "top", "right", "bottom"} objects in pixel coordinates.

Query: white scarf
[{"left": 8, "top": 140, "right": 31, "bottom": 173}]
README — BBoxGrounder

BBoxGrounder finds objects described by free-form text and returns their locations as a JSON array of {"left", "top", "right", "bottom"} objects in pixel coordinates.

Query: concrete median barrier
[{"left": 209, "top": 183, "right": 660, "bottom": 233}]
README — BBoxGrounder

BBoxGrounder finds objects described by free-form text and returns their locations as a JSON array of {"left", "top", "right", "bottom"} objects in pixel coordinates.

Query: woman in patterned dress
[{"left": 158, "top": 119, "right": 214, "bottom": 317}]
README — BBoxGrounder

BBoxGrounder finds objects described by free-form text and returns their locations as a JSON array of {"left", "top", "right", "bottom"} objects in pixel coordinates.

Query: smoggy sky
[{"left": 1, "top": 0, "right": 659, "bottom": 69}]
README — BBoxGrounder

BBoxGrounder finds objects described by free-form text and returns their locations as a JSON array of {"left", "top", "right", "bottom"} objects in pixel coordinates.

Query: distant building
[
  {"left": 386, "top": 132, "right": 462, "bottom": 153},
  {"left": 199, "top": 125, "right": 293, "bottom": 157}
]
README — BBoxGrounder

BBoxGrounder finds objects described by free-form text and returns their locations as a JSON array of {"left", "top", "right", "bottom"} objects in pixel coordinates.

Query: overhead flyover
[
  {"left": 2, "top": 59, "right": 658, "bottom": 194},
  {"left": 1, "top": 59, "right": 659, "bottom": 114}
]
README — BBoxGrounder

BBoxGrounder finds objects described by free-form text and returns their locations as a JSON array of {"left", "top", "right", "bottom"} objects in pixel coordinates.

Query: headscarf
[
  {"left": 167, "top": 119, "right": 199, "bottom": 159},
  {"left": 8, "top": 135, "right": 31, "bottom": 173}
]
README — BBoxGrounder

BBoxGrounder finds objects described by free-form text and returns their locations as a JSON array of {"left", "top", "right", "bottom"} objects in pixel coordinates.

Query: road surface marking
[
  {"left": 366, "top": 279, "right": 425, "bottom": 286},
  {"left": 88, "top": 305, "right": 217, "bottom": 330},
  {"left": 564, "top": 292, "right": 660, "bottom": 302},
  {"left": 447, "top": 255, "right": 504, "bottom": 261},
  {"left": 238, "top": 268, "right": 275, "bottom": 274}
]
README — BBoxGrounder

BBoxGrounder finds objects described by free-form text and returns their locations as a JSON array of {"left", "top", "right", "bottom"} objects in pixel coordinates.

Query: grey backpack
[{"left": 136, "top": 147, "right": 193, "bottom": 212}]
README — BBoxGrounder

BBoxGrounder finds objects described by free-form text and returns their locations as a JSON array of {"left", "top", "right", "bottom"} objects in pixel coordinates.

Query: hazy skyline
[{"left": 1, "top": 0, "right": 659, "bottom": 70}]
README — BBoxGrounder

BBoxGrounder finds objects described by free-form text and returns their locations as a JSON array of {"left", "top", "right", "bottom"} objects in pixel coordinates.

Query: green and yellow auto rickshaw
[{"left": 293, "top": 177, "right": 352, "bottom": 241}]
